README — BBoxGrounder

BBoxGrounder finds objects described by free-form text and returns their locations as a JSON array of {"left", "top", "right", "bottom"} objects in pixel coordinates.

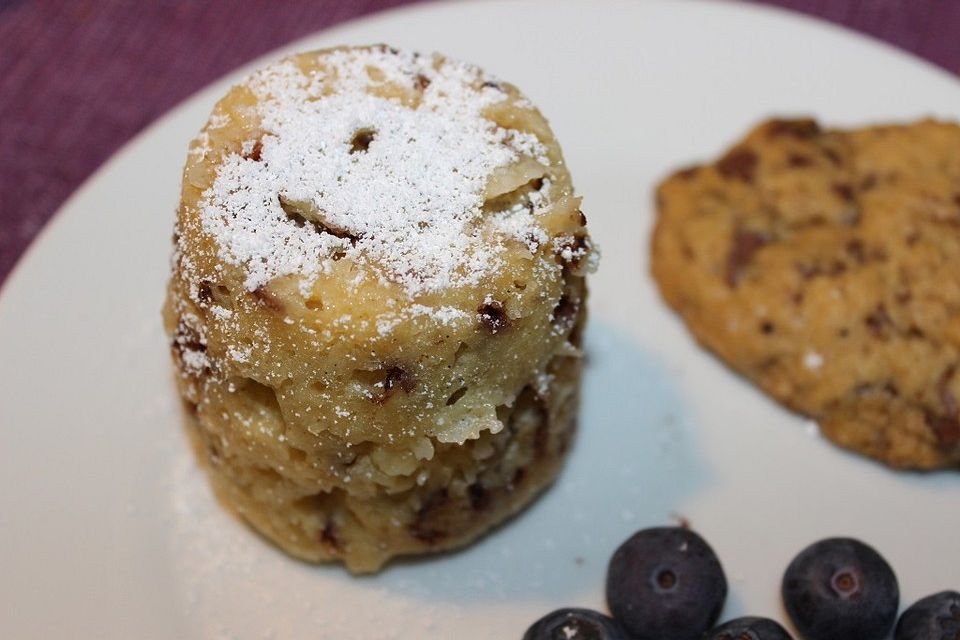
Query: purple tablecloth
[{"left": 2, "top": 0, "right": 958, "bottom": 287}]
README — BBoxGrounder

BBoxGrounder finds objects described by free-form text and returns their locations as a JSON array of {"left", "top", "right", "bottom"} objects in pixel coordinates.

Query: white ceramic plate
[{"left": 2, "top": 1, "right": 958, "bottom": 637}]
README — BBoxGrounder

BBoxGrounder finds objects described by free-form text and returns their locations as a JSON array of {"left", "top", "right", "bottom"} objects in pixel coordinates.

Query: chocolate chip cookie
[{"left": 652, "top": 118, "right": 960, "bottom": 469}]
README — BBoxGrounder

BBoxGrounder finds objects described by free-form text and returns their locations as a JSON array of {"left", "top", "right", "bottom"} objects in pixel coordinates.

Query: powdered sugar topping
[{"left": 198, "top": 47, "right": 549, "bottom": 297}]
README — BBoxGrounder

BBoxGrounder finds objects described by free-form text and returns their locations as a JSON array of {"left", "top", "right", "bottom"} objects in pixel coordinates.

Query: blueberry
[
  {"left": 606, "top": 527, "right": 727, "bottom": 640},
  {"left": 523, "top": 608, "right": 629, "bottom": 640},
  {"left": 781, "top": 537, "right": 899, "bottom": 640},
  {"left": 894, "top": 590, "right": 960, "bottom": 640},
  {"left": 706, "top": 616, "right": 794, "bottom": 640}
]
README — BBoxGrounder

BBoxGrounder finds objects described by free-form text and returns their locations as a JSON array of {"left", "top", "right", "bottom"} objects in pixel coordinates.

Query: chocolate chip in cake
[
  {"left": 349, "top": 127, "right": 376, "bottom": 154},
  {"left": 252, "top": 285, "right": 284, "bottom": 313},
  {"left": 557, "top": 234, "right": 591, "bottom": 272},
  {"left": 383, "top": 366, "right": 416, "bottom": 397},
  {"left": 478, "top": 300, "right": 510, "bottom": 334},
  {"left": 205, "top": 440, "right": 222, "bottom": 465},
  {"left": 511, "top": 467, "right": 526, "bottom": 488},
  {"left": 197, "top": 280, "right": 213, "bottom": 304},
  {"left": 410, "top": 489, "right": 449, "bottom": 544},
  {"left": 551, "top": 294, "right": 580, "bottom": 334},
  {"left": 468, "top": 483, "right": 491, "bottom": 511},
  {"left": 320, "top": 520, "right": 343, "bottom": 551},
  {"left": 243, "top": 139, "right": 263, "bottom": 161},
  {"left": 534, "top": 419, "right": 550, "bottom": 459},
  {"left": 172, "top": 325, "right": 207, "bottom": 356}
]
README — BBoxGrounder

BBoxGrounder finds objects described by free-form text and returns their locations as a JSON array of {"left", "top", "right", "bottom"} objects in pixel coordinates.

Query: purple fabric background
[{"left": 2, "top": 0, "right": 958, "bottom": 287}]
